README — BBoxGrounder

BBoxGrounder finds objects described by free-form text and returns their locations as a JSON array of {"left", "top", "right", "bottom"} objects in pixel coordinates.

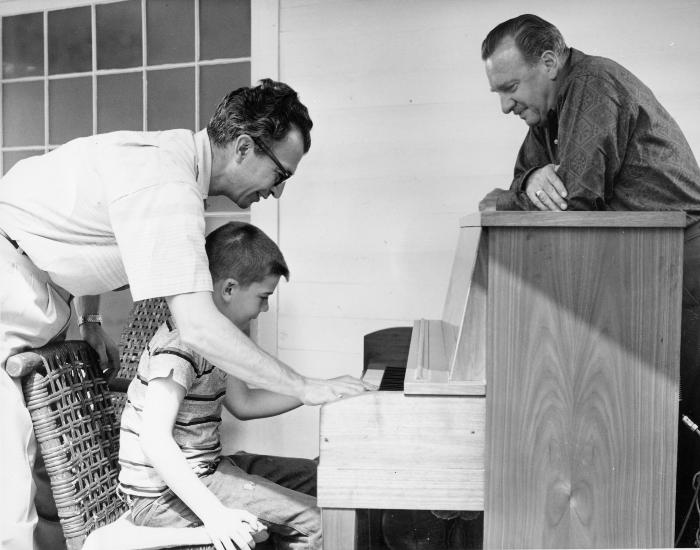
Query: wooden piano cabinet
[
  {"left": 319, "top": 212, "right": 684, "bottom": 549},
  {"left": 318, "top": 392, "right": 485, "bottom": 549},
  {"left": 483, "top": 212, "right": 683, "bottom": 548}
]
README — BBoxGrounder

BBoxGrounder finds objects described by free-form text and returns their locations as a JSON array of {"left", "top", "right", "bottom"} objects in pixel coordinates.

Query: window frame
[{"left": 0, "top": 0, "right": 254, "bottom": 165}]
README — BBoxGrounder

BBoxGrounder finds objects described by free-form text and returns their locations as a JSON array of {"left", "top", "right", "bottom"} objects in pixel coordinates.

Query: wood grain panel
[
  {"left": 485, "top": 226, "right": 682, "bottom": 548},
  {"left": 462, "top": 211, "right": 687, "bottom": 228},
  {"left": 321, "top": 509, "right": 356, "bottom": 550},
  {"left": 318, "top": 392, "right": 485, "bottom": 509},
  {"left": 404, "top": 320, "right": 486, "bottom": 395},
  {"left": 317, "top": 467, "right": 484, "bottom": 509}
]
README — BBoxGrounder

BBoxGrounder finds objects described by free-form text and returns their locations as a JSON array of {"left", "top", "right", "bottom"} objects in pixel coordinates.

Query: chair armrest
[{"left": 5, "top": 351, "right": 45, "bottom": 378}]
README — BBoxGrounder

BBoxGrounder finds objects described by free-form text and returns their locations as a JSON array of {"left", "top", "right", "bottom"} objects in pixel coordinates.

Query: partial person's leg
[
  {"left": 230, "top": 451, "right": 317, "bottom": 496},
  {"left": 676, "top": 223, "right": 700, "bottom": 547},
  {"left": 0, "top": 238, "right": 72, "bottom": 550},
  {"left": 0, "top": 368, "right": 38, "bottom": 550},
  {"left": 215, "top": 457, "right": 320, "bottom": 550},
  {"left": 130, "top": 458, "right": 321, "bottom": 550}
]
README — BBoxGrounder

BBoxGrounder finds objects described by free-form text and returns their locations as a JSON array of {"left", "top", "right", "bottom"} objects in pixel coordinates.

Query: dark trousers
[
  {"left": 676, "top": 222, "right": 700, "bottom": 547},
  {"left": 129, "top": 452, "right": 320, "bottom": 550}
]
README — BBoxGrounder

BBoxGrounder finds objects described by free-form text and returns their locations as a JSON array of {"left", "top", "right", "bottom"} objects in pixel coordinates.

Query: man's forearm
[
  {"left": 167, "top": 292, "right": 373, "bottom": 406},
  {"left": 75, "top": 295, "right": 100, "bottom": 317},
  {"left": 167, "top": 292, "right": 307, "bottom": 399},
  {"left": 193, "top": 318, "right": 306, "bottom": 398}
]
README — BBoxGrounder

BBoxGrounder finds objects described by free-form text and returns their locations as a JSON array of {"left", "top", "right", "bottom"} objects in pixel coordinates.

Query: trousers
[
  {"left": 128, "top": 452, "right": 321, "bottom": 550},
  {"left": 0, "top": 235, "right": 70, "bottom": 550},
  {"left": 676, "top": 222, "right": 700, "bottom": 547}
]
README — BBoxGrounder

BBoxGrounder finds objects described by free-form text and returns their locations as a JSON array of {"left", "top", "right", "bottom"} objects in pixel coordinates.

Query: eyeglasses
[{"left": 251, "top": 136, "right": 293, "bottom": 187}]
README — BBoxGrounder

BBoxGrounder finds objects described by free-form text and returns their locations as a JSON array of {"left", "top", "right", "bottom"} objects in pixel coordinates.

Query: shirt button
[{"left": 554, "top": 139, "right": 559, "bottom": 145}]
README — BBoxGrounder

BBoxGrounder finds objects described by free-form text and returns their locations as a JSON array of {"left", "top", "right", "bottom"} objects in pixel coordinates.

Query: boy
[{"left": 118, "top": 222, "right": 324, "bottom": 550}]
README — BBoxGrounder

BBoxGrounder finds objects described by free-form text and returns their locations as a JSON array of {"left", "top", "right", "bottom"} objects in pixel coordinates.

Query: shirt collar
[
  {"left": 546, "top": 47, "right": 579, "bottom": 122},
  {"left": 557, "top": 47, "right": 578, "bottom": 84},
  {"left": 194, "top": 129, "right": 212, "bottom": 199}
]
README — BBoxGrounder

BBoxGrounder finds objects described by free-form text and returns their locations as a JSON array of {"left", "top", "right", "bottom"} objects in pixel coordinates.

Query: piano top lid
[{"left": 461, "top": 210, "right": 687, "bottom": 228}]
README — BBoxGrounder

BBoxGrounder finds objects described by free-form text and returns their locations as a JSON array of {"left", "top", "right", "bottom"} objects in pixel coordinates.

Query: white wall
[
  {"left": 4, "top": 0, "right": 696, "bottom": 459},
  {"left": 225, "top": 0, "right": 700, "bottom": 459}
]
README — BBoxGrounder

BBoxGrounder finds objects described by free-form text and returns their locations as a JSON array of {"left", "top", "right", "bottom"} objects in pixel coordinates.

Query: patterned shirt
[
  {"left": 494, "top": 48, "right": 700, "bottom": 224},
  {"left": 118, "top": 317, "right": 227, "bottom": 497}
]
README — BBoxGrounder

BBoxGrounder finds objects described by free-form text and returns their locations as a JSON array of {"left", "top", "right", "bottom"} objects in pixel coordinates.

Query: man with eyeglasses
[{"left": 0, "top": 78, "right": 373, "bottom": 550}]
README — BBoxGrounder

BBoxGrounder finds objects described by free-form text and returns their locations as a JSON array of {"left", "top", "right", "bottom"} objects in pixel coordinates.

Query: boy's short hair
[{"left": 205, "top": 222, "right": 289, "bottom": 287}]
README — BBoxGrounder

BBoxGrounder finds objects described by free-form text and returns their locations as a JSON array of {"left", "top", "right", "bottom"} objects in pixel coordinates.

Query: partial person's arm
[
  {"left": 223, "top": 374, "right": 302, "bottom": 420},
  {"left": 75, "top": 295, "right": 120, "bottom": 377},
  {"left": 485, "top": 76, "right": 628, "bottom": 212},
  {"left": 546, "top": 75, "right": 628, "bottom": 210},
  {"left": 140, "top": 374, "right": 265, "bottom": 550},
  {"left": 167, "top": 292, "right": 374, "bottom": 406},
  {"left": 108, "top": 182, "right": 372, "bottom": 405},
  {"left": 480, "top": 129, "right": 558, "bottom": 211}
]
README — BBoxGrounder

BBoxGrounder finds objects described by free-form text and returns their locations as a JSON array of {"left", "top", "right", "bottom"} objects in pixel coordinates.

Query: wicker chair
[
  {"left": 110, "top": 297, "right": 171, "bottom": 408},
  {"left": 8, "top": 296, "right": 282, "bottom": 549},
  {"left": 5, "top": 296, "right": 217, "bottom": 550},
  {"left": 6, "top": 339, "right": 214, "bottom": 550}
]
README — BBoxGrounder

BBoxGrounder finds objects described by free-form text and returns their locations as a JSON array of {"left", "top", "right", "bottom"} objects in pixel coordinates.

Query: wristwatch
[{"left": 77, "top": 314, "right": 103, "bottom": 326}]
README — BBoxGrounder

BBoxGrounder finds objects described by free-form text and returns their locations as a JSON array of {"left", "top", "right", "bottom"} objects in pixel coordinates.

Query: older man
[
  {"left": 0, "top": 79, "right": 372, "bottom": 550},
  {"left": 479, "top": 14, "right": 700, "bottom": 546}
]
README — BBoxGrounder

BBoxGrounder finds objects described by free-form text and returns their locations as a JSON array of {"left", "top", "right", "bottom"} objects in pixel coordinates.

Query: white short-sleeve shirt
[{"left": 0, "top": 129, "right": 214, "bottom": 300}]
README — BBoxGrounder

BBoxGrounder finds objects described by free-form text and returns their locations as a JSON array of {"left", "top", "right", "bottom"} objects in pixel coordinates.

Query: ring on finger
[{"left": 535, "top": 189, "right": 544, "bottom": 198}]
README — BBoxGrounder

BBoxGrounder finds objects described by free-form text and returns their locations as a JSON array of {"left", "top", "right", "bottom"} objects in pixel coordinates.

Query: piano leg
[{"left": 322, "top": 508, "right": 356, "bottom": 550}]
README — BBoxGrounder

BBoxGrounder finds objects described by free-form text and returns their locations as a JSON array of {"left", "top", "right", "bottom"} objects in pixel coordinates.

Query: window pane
[
  {"left": 2, "top": 12, "right": 43, "bottom": 78},
  {"left": 3, "top": 150, "right": 42, "bottom": 175},
  {"left": 146, "top": 0, "right": 194, "bottom": 66},
  {"left": 147, "top": 68, "right": 194, "bottom": 131},
  {"left": 48, "top": 7, "right": 91, "bottom": 74},
  {"left": 199, "top": 63, "right": 250, "bottom": 129},
  {"left": 97, "top": 73, "right": 142, "bottom": 133},
  {"left": 96, "top": 0, "right": 142, "bottom": 70},
  {"left": 49, "top": 77, "right": 92, "bottom": 144},
  {"left": 200, "top": 0, "right": 250, "bottom": 60},
  {"left": 3, "top": 81, "right": 44, "bottom": 146}
]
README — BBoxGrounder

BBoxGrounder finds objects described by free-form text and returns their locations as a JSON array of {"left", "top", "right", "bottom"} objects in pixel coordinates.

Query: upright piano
[{"left": 318, "top": 211, "right": 684, "bottom": 549}]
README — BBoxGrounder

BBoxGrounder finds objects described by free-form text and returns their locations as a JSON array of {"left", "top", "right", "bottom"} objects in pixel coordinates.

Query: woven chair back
[
  {"left": 10, "top": 341, "right": 126, "bottom": 550},
  {"left": 109, "top": 297, "right": 170, "bottom": 414}
]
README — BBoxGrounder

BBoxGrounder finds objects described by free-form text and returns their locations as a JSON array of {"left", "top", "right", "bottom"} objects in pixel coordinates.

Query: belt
[{"left": 0, "top": 227, "right": 25, "bottom": 255}]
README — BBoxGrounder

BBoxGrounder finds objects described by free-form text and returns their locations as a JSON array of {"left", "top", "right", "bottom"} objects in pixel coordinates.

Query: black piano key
[{"left": 378, "top": 365, "right": 405, "bottom": 391}]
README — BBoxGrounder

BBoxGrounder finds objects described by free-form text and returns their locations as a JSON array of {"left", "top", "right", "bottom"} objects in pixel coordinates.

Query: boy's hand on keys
[
  {"left": 301, "top": 375, "right": 377, "bottom": 405},
  {"left": 202, "top": 506, "right": 267, "bottom": 550}
]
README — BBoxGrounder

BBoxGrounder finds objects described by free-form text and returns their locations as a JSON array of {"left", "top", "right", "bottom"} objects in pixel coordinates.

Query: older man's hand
[{"left": 525, "top": 164, "right": 568, "bottom": 210}]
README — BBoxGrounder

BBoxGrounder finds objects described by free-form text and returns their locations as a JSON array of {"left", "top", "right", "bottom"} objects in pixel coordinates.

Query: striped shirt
[{"left": 118, "top": 318, "right": 227, "bottom": 497}]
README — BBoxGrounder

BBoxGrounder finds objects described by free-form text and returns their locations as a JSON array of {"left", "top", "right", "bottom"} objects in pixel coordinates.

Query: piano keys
[{"left": 318, "top": 211, "right": 684, "bottom": 549}]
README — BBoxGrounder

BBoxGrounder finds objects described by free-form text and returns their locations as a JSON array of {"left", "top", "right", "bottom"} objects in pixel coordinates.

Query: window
[{"left": 1, "top": 0, "right": 251, "bottom": 187}]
